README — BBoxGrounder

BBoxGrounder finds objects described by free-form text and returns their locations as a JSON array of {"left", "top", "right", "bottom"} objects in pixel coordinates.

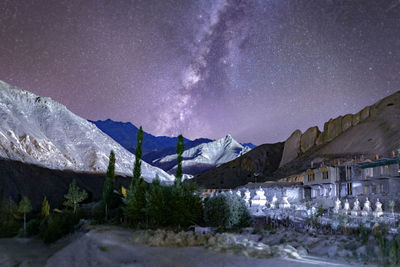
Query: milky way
[{"left": 0, "top": 0, "right": 399, "bottom": 144}]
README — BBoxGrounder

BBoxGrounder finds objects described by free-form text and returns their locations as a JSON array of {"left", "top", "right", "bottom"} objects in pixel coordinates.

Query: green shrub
[
  {"left": 124, "top": 178, "right": 203, "bottom": 229},
  {"left": 0, "top": 199, "right": 20, "bottom": 237},
  {"left": 145, "top": 179, "right": 202, "bottom": 228},
  {"left": 358, "top": 224, "right": 371, "bottom": 245},
  {"left": 26, "top": 218, "right": 41, "bottom": 236},
  {"left": 92, "top": 201, "right": 106, "bottom": 223},
  {"left": 389, "top": 239, "right": 398, "bottom": 266},
  {"left": 123, "top": 178, "right": 148, "bottom": 225},
  {"left": 144, "top": 179, "right": 170, "bottom": 227},
  {"left": 166, "top": 181, "right": 203, "bottom": 228},
  {"left": 39, "top": 210, "right": 79, "bottom": 243},
  {"left": 204, "top": 193, "right": 251, "bottom": 229}
]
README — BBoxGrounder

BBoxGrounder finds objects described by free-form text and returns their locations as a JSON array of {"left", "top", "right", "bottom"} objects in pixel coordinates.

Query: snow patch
[{"left": 153, "top": 134, "right": 251, "bottom": 173}]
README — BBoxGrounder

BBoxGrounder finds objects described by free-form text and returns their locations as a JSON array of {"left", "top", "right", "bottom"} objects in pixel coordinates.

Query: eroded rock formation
[
  {"left": 279, "top": 130, "right": 302, "bottom": 167},
  {"left": 279, "top": 97, "right": 383, "bottom": 167},
  {"left": 300, "top": 127, "right": 320, "bottom": 154}
]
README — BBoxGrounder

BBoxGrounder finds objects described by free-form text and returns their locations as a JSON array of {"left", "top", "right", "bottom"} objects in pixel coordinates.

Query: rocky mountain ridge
[
  {"left": 153, "top": 135, "right": 252, "bottom": 175},
  {"left": 0, "top": 80, "right": 174, "bottom": 182}
]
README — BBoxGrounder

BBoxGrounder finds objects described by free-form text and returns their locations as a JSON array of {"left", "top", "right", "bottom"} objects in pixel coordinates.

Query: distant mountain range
[
  {"left": 90, "top": 119, "right": 256, "bottom": 174},
  {"left": 0, "top": 80, "right": 174, "bottom": 182},
  {"left": 192, "top": 90, "right": 400, "bottom": 189},
  {"left": 88, "top": 119, "right": 196, "bottom": 154},
  {"left": 151, "top": 135, "right": 252, "bottom": 175}
]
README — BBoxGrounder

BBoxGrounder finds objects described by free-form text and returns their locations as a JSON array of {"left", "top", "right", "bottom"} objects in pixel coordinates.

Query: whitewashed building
[{"left": 303, "top": 166, "right": 339, "bottom": 200}]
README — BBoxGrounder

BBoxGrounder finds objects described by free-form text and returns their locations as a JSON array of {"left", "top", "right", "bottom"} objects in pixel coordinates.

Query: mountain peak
[{"left": 152, "top": 134, "right": 252, "bottom": 175}]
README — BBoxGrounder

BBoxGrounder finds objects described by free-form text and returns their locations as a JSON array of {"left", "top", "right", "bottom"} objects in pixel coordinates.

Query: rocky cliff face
[
  {"left": 300, "top": 127, "right": 320, "bottom": 154},
  {"left": 279, "top": 130, "right": 302, "bottom": 167},
  {"left": 279, "top": 91, "right": 399, "bottom": 168}
]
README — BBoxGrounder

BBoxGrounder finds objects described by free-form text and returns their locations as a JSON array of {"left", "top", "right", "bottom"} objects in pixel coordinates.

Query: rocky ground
[
  {"left": 253, "top": 227, "right": 380, "bottom": 265},
  {"left": 0, "top": 225, "right": 374, "bottom": 266}
]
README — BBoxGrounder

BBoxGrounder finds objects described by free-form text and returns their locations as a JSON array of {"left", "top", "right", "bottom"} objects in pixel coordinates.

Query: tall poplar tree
[
  {"left": 103, "top": 150, "right": 115, "bottom": 220},
  {"left": 124, "top": 126, "right": 145, "bottom": 224},
  {"left": 132, "top": 126, "right": 144, "bottom": 188},
  {"left": 175, "top": 134, "right": 184, "bottom": 183}
]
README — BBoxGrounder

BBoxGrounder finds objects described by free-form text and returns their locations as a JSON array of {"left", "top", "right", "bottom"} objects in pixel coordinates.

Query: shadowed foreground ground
[{"left": 0, "top": 226, "right": 366, "bottom": 267}]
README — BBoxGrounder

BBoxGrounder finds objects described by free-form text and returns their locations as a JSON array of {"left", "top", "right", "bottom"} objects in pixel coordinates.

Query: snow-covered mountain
[
  {"left": 152, "top": 135, "right": 252, "bottom": 175},
  {"left": 0, "top": 81, "right": 174, "bottom": 182}
]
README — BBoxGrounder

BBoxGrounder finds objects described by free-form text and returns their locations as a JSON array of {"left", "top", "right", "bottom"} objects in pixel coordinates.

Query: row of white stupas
[
  {"left": 210, "top": 187, "right": 291, "bottom": 209},
  {"left": 334, "top": 197, "right": 383, "bottom": 217}
]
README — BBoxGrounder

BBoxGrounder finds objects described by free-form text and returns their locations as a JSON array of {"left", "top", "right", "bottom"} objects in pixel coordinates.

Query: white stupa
[
  {"left": 343, "top": 199, "right": 350, "bottom": 214},
  {"left": 270, "top": 194, "right": 278, "bottom": 209},
  {"left": 333, "top": 198, "right": 341, "bottom": 214},
  {"left": 236, "top": 190, "right": 242, "bottom": 198},
  {"left": 279, "top": 195, "right": 291, "bottom": 209},
  {"left": 351, "top": 198, "right": 360, "bottom": 216},
  {"left": 374, "top": 199, "right": 383, "bottom": 218},
  {"left": 362, "top": 198, "right": 371, "bottom": 217},
  {"left": 251, "top": 187, "right": 267, "bottom": 207},
  {"left": 244, "top": 189, "right": 251, "bottom": 206}
]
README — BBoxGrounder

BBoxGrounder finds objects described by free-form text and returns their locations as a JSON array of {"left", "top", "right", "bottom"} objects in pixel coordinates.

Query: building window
[
  {"left": 372, "top": 185, "right": 377, "bottom": 194},
  {"left": 347, "top": 183, "right": 352, "bottom": 195},
  {"left": 377, "top": 184, "right": 383, "bottom": 194},
  {"left": 346, "top": 166, "right": 352, "bottom": 180},
  {"left": 365, "top": 168, "right": 373, "bottom": 178},
  {"left": 322, "top": 171, "right": 329, "bottom": 180},
  {"left": 364, "top": 185, "right": 368, "bottom": 195},
  {"left": 308, "top": 173, "right": 315, "bottom": 182}
]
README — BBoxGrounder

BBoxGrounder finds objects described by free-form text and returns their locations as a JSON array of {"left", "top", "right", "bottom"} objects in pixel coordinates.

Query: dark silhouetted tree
[
  {"left": 103, "top": 150, "right": 115, "bottom": 220},
  {"left": 175, "top": 134, "right": 184, "bottom": 184},
  {"left": 132, "top": 126, "right": 144, "bottom": 189}
]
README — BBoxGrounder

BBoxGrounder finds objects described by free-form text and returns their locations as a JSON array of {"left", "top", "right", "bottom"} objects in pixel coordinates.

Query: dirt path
[{"left": 46, "top": 227, "right": 361, "bottom": 267}]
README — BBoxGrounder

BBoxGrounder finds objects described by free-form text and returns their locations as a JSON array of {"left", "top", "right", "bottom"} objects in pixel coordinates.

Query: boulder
[
  {"left": 326, "top": 116, "right": 343, "bottom": 142},
  {"left": 279, "top": 130, "right": 302, "bottom": 167},
  {"left": 316, "top": 121, "right": 330, "bottom": 146},
  {"left": 352, "top": 112, "right": 361, "bottom": 126},
  {"left": 341, "top": 114, "right": 353, "bottom": 132},
  {"left": 360, "top": 106, "right": 370, "bottom": 121},
  {"left": 300, "top": 126, "right": 320, "bottom": 153}
]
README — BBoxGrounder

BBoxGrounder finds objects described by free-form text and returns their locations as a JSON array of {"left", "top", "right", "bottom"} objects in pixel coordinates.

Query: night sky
[{"left": 1, "top": 0, "right": 399, "bottom": 144}]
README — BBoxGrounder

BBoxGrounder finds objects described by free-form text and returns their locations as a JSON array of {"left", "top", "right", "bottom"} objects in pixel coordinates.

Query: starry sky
[{"left": 0, "top": 0, "right": 399, "bottom": 145}]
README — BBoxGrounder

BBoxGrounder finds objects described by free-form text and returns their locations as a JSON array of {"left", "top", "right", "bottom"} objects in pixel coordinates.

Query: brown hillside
[{"left": 190, "top": 142, "right": 284, "bottom": 189}]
